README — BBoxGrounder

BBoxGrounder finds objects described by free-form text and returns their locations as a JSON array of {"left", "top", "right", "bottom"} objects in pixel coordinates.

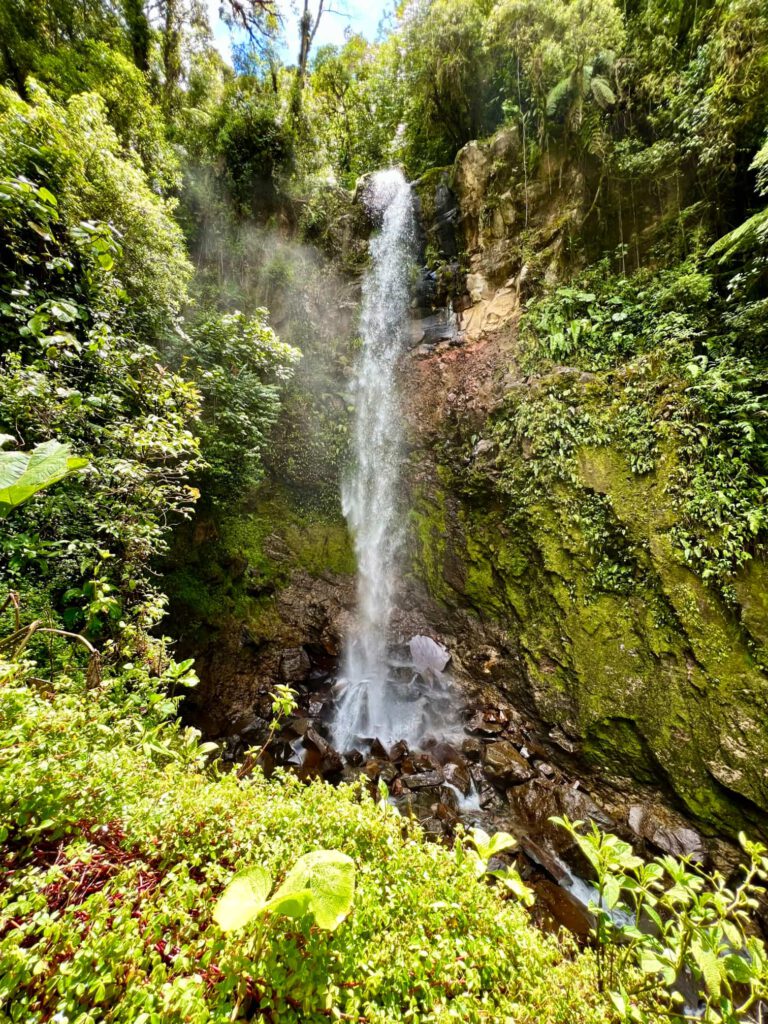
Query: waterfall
[{"left": 332, "top": 169, "right": 416, "bottom": 752}]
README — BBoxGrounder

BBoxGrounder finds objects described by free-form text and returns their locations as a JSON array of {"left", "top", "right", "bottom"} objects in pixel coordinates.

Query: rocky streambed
[{"left": 210, "top": 635, "right": 740, "bottom": 939}]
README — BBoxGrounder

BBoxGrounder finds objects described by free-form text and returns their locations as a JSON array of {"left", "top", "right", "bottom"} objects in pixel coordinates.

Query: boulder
[
  {"left": 444, "top": 761, "right": 472, "bottom": 796},
  {"left": 403, "top": 769, "right": 445, "bottom": 790},
  {"left": 304, "top": 727, "right": 343, "bottom": 776},
  {"left": 467, "top": 711, "right": 505, "bottom": 736},
  {"left": 483, "top": 741, "right": 534, "bottom": 784},
  {"left": 389, "top": 739, "right": 409, "bottom": 763},
  {"left": 461, "top": 737, "right": 484, "bottom": 761},
  {"left": 628, "top": 804, "right": 706, "bottom": 862}
]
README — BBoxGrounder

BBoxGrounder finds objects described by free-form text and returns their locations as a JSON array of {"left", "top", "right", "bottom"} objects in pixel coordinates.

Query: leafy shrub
[
  {"left": 554, "top": 816, "right": 768, "bottom": 1024},
  {"left": 0, "top": 174, "right": 201, "bottom": 646},
  {"left": 501, "top": 259, "right": 768, "bottom": 594},
  {"left": 0, "top": 83, "right": 191, "bottom": 340},
  {"left": 0, "top": 663, "right": 632, "bottom": 1024},
  {"left": 186, "top": 309, "right": 301, "bottom": 498}
]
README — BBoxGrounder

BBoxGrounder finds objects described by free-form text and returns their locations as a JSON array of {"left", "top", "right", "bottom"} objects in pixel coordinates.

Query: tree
[
  {"left": 187, "top": 310, "right": 300, "bottom": 497},
  {"left": 123, "top": 0, "right": 151, "bottom": 71},
  {"left": 220, "top": 0, "right": 280, "bottom": 42},
  {"left": 393, "top": 0, "right": 497, "bottom": 173},
  {"left": 0, "top": 0, "right": 123, "bottom": 97},
  {"left": 309, "top": 36, "right": 390, "bottom": 183}
]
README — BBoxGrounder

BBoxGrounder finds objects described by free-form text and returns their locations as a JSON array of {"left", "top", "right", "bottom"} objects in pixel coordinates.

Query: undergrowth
[
  {"left": 483, "top": 258, "right": 768, "bottom": 599},
  {"left": 0, "top": 661, "right": 626, "bottom": 1024}
]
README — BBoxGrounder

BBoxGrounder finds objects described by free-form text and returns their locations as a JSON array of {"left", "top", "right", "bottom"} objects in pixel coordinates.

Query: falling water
[{"left": 332, "top": 169, "right": 417, "bottom": 751}]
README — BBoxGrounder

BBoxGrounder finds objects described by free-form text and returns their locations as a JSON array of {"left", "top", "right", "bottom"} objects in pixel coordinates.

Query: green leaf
[
  {"left": 547, "top": 75, "right": 573, "bottom": 117},
  {"left": 485, "top": 831, "right": 518, "bottom": 858},
  {"left": 722, "top": 953, "right": 752, "bottom": 984},
  {"left": 603, "top": 875, "right": 622, "bottom": 909},
  {"left": 639, "top": 951, "right": 667, "bottom": 976},
  {"left": 213, "top": 865, "right": 272, "bottom": 932},
  {"left": 268, "top": 850, "right": 355, "bottom": 931},
  {"left": 0, "top": 440, "right": 88, "bottom": 517},
  {"left": 691, "top": 940, "right": 723, "bottom": 999},
  {"left": 590, "top": 76, "right": 616, "bottom": 110}
]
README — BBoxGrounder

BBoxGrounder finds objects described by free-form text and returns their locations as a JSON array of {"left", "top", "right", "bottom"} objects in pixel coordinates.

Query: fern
[
  {"left": 707, "top": 205, "right": 768, "bottom": 263},
  {"left": 590, "top": 76, "right": 616, "bottom": 110}
]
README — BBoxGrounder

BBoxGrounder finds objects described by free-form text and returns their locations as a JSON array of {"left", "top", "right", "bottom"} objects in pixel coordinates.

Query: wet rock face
[
  {"left": 178, "top": 568, "right": 354, "bottom": 737},
  {"left": 401, "top": 184, "right": 768, "bottom": 841},
  {"left": 279, "top": 647, "right": 312, "bottom": 684}
]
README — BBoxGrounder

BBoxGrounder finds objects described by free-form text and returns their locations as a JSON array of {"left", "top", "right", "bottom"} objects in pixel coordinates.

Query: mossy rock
[{"left": 408, "top": 452, "right": 768, "bottom": 838}]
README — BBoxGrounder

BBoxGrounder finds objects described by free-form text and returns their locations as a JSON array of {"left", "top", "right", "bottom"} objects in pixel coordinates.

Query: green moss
[
  {"left": 166, "top": 484, "right": 355, "bottom": 637},
  {"left": 408, "top": 479, "right": 451, "bottom": 605},
  {"left": 409, "top": 441, "right": 768, "bottom": 836}
]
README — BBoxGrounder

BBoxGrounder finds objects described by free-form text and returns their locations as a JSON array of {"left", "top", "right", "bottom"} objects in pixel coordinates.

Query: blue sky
[{"left": 207, "top": 1, "right": 392, "bottom": 65}]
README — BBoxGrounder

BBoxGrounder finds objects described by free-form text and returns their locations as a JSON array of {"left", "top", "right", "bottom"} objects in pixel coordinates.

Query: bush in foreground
[{"left": 0, "top": 663, "right": 628, "bottom": 1024}]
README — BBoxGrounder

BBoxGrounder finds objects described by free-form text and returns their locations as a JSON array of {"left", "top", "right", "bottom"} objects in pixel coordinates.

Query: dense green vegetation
[{"left": 1, "top": 0, "right": 768, "bottom": 1021}]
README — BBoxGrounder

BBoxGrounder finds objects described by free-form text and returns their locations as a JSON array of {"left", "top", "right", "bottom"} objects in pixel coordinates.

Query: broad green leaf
[
  {"left": 213, "top": 865, "right": 272, "bottom": 932},
  {"left": 692, "top": 941, "right": 722, "bottom": 999},
  {"left": 639, "top": 951, "right": 667, "bottom": 976},
  {"left": 609, "top": 991, "right": 627, "bottom": 1017},
  {"left": 485, "top": 831, "right": 518, "bottom": 858},
  {"left": 0, "top": 440, "right": 88, "bottom": 517},
  {"left": 269, "top": 850, "right": 355, "bottom": 931},
  {"left": 722, "top": 953, "right": 752, "bottom": 984},
  {"left": 603, "top": 875, "right": 622, "bottom": 909},
  {"left": 265, "top": 889, "right": 313, "bottom": 919}
]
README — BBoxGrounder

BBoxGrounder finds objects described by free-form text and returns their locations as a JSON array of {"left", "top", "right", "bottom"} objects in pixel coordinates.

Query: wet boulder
[
  {"left": 444, "top": 760, "right": 472, "bottom": 795},
  {"left": 483, "top": 740, "right": 534, "bottom": 784},
  {"left": 628, "top": 804, "right": 706, "bottom": 862},
  {"left": 304, "top": 728, "right": 343, "bottom": 776},
  {"left": 461, "top": 737, "right": 484, "bottom": 762},
  {"left": 403, "top": 769, "right": 445, "bottom": 790},
  {"left": 370, "top": 738, "right": 389, "bottom": 759},
  {"left": 389, "top": 739, "right": 409, "bottom": 763},
  {"left": 363, "top": 759, "right": 398, "bottom": 784},
  {"left": 467, "top": 707, "right": 514, "bottom": 736}
]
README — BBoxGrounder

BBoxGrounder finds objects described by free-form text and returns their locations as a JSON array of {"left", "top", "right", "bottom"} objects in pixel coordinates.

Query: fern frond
[{"left": 707, "top": 206, "right": 768, "bottom": 263}]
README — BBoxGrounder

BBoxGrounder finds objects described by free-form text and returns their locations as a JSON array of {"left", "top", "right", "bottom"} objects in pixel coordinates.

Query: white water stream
[{"left": 332, "top": 169, "right": 418, "bottom": 751}]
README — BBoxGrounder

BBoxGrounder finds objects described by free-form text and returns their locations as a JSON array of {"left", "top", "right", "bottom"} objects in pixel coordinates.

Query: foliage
[
  {"left": 390, "top": 0, "right": 499, "bottom": 173},
  {"left": 0, "top": 83, "right": 192, "bottom": 340},
  {"left": 207, "top": 76, "right": 295, "bottom": 216},
  {"left": 0, "top": 662, "right": 632, "bottom": 1024},
  {"left": 308, "top": 36, "right": 394, "bottom": 186},
  {"left": 0, "top": 171, "right": 201, "bottom": 646},
  {"left": 459, "top": 826, "right": 536, "bottom": 906},
  {"left": 492, "top": 257, "right": 768, "bottom": 595},
  {"left": 214, "top": 849, "right": 355, "bottom": 932},
  {"left": 185, "top": 309, "right": 300, "bottom": 498},
  {"left": 0, "top": 438, "right": 87, "bottom": 519},
  {"left": 554, "top": 816, "right": 768, "bottom": 1023},
  {"left": 34, "top": 40, "right": 180, "bottom": 192},
  {"left": 236, "top": 684, "right": 298, "bottom": 779}
]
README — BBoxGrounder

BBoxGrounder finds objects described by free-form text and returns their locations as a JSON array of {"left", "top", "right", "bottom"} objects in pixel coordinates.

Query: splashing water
[{"left": 333, "top": 169, "right": 417, "bottom": 751}]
